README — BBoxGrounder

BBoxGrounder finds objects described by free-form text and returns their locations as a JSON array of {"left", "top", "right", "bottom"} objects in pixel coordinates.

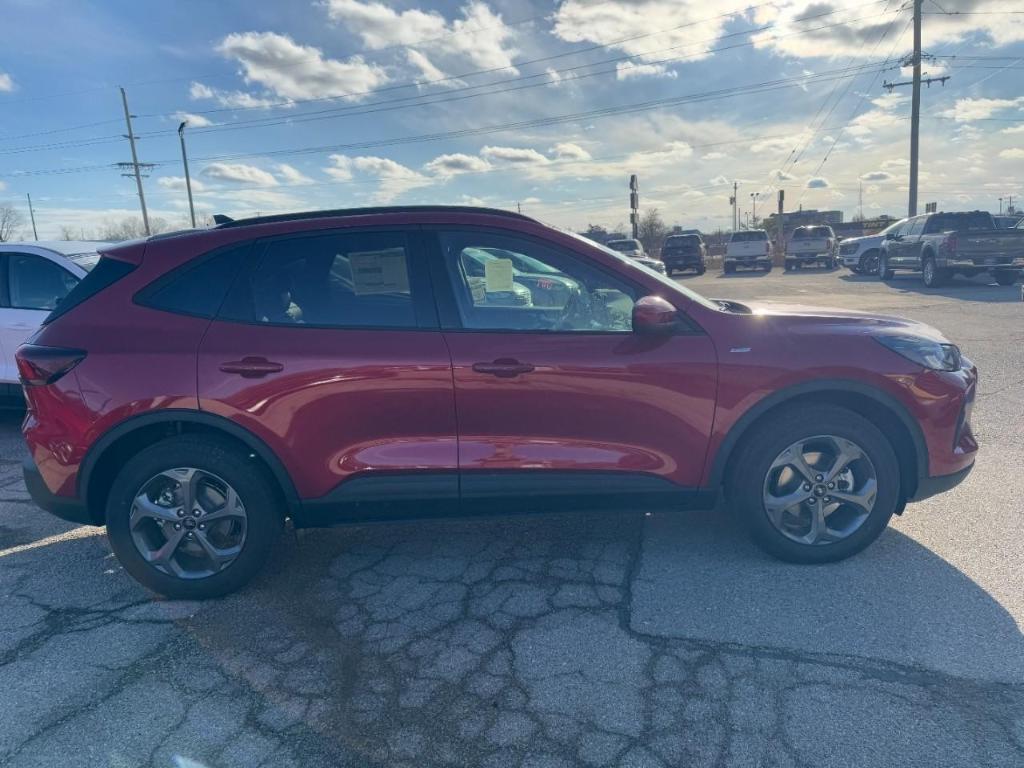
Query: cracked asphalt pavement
[{"left": 1, "top": 269, "right": 1022, "bottom": 767}]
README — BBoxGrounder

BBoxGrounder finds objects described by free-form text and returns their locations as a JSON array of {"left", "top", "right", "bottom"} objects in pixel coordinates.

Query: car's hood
[
  {"left": 839, "top": 233, "right": 884, "bottom": 247},
  {"left": 742, "top": 301, "right": 948, "bottom": 342}
]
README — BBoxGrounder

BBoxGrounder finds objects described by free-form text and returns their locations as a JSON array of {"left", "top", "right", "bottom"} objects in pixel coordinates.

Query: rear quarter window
[{"left": 136, "top": 244, "right": 248, "bottom": 318}]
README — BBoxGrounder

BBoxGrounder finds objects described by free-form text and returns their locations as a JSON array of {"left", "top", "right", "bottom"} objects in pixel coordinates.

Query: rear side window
[
  {"left": 220, "top": 230, "right": 419, "bottom": 329},
  {"left": 924, "top": 212, "right": 993, "bottom": 233},
  {"left": 43, "top": 256, "right": 135, "bottom": 324},
  {"left": 139, "top": 244, "right": 248, "bottom": 318}
]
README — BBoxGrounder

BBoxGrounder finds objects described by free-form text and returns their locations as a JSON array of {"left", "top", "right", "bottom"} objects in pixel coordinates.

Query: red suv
[{"left": 19, "top": 207, "right": 978, "bottom": 598}]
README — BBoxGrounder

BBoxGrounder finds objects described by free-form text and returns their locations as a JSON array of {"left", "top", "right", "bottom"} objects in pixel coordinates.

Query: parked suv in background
[
  {"left": 21, "top": 207, "right": 978, "bottom": 598},
  {"left": 0, "top": 242, "right": 110, "bottom": 397},
  {"left": 839, "top": 219, "right": 906, "bottom": 275},
  {"left": 880, "top": 210, "right": 1024, "bottom": 287},
  {"left": 660, "top": 233, "right": 706, "bottom": 275},
  {"left": 724, "top": 230, "right": 772, "bottom": 273},
  {"left": 785, "top": 225, "right": 838, "bottom": 270},
  {"left": 603, "top": 238, "right": 666, "bottom": 273}
]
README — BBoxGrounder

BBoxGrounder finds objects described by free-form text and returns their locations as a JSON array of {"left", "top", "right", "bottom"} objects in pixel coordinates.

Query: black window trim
[
  {"left": 133, "top": 240, "right": 253, "bottom": 321},
  {"left": 3, "top": 250, "right": 80, "bottom": 312},
  {"left": 422, "top": 225, "right": 704, "bottom": 337},
  {"left": 211, "top": 225, "right": 440, "bottom": 332}
]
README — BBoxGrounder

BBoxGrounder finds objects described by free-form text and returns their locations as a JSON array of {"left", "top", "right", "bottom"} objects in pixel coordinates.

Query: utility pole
[
  {"left": 177, "top": 121, "right": 197, "bottom": 228},
  {"left": 883, "top": 0, "right": 949, "bottom": 218},
  {"left": 750, "top": 192, "right": 761, "bottom": 227},
  {"left": 730, "top": 181, "right": 738, "bottom": 231},
  {"left": 26, "top": 193, "right": 38, "bottom": 241},
  {"left": 120, "top": 87, "right": 151, "bottom": 236},
  {"left": 776, "top": 189, "right": 785, "bottom": 265},
  {"left": 516, "top": 201, "right": 522, "bottom": 214},
  {"left": 629, "top": 175, "right": 639, "bottom": 239}
]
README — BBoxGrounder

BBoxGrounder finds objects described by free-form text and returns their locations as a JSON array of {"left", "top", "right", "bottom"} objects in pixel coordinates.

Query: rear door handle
[
  {"left": 472, "top": 358, "right": 535, "bottom": 378},
  {"left": 219, "top": 357, "right": 284, "bottom": 378}
]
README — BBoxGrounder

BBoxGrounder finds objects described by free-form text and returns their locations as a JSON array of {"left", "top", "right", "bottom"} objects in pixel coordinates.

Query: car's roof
[
  {"left": 0, "top": 240, "right": 114, "bottom": 256},
  {"left": 212, "top": 205, "right": 536, "bottom": 230}
]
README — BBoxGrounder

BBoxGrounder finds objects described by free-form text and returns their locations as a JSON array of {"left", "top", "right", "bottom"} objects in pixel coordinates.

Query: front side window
[
  {"left": 221, "top": 230, "right": 417, "bottom": 329},
  {"left": 907, "top": 218, "right": 926, "bottom": 237},
  {"left": 7, "top": 254, "right": 78, "bottom": 311},
  {"left": 440, "top": 231, "right": 637, "bottom": 333}
]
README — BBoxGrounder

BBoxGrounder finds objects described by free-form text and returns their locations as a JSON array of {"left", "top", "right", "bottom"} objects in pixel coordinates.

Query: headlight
[{"left": 875, "top": 335, "right": 962, "bottom": 371}]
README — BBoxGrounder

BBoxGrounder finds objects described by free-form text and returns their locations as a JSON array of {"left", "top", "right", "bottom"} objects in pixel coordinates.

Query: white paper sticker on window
[
  {"left": 483, "top": 258, "right": 514, "bottom": 293},
  {"left": 348, "top": 249, "right": 410, "bottom": 295}
]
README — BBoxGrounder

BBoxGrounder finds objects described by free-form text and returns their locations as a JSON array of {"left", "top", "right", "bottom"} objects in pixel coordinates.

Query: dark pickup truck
[{"left": 879, "top": 210, "right": 1024, "bottom": 287}]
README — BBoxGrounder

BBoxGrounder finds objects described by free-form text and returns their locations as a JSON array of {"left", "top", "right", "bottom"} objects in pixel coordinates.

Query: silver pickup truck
[
  {"left": 879, "top": 210, "right": 1024, "bottom": 287},
  {"left": 785, "top": 225, "right": 839, "bottom": 270}
]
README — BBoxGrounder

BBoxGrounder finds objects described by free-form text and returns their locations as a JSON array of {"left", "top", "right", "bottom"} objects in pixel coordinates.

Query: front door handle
[
  {"left": 472, "top": 358, "right": 535, "bottom": 378},
  {"left": 219, "top": 357, "right": 284, "bottom": 378}
]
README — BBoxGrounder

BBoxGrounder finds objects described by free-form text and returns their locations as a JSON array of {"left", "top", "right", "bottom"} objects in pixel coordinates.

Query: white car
[
  {"left": 604, "top": 238, "right": 667, "bottom": 273},
  {"left": 0, "top": 241, "right": 110, "bottom": 389},
  {"left": 724, "top": 230, "right": 773, "bottom": 273},
  {"left": 837, "top": 219, "right": 906, "bottom": 275}
]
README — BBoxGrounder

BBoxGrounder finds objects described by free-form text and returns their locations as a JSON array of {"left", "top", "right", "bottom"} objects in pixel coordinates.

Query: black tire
[
  {"left": 859, "top": 250, "right": 880, "bottom": 276},
  {"left": 696, "top": 263, "right": 706, "bottom": 275},
  {"left": 994, "top": 271, "right": 1019, "bottom": 286},
  {"left": 728, "top": 405, "right": 900, "bottom": 564},
  {"left": 724, "top": 263, "right": 735, "bottom": 274},
  {"left": 878, "top": 252, "right": 894, "bottom": 280},
  {"left": 922, "top": 255, "right": 946, "bottom": 288},
  {"left": 106, "top": 436, "right": 284, "bottom": 599},
  {"left": 763, "top": 262, "right": 773, "bottom": 273}
]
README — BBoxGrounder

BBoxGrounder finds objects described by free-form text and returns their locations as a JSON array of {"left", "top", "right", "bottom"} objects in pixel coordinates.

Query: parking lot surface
[{"left": 1, "top": 268, "right": 1022, "bottom": 767}]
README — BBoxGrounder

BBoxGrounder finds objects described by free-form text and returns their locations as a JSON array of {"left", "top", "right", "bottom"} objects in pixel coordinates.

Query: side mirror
[
  {"left": 633, "top": 296, "right": 680, "bottom": 335},
  {"left": 885, "top": 232, "right": 898, "bottom": 241}
]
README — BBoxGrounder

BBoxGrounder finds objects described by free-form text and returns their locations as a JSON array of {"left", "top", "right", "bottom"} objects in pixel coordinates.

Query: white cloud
[
  {"left": 751, "top": 0, "right": 1024, "bottom": 60},
  {"left": 202, "top": 162, "right": 279, "bottom": 187},
  {"left": 553, "top": 1, "right": 734, "bottom": 67},
  {"left": 325, "top": 154, "right": 433, "bottom": 201},
  {"left": 0, "top": 180, "right": 7, "bottom": 191},
  {"left": 773, "top": 169, "right": 796, "bottom": 181},
  {"left": 709, "top": 175, "right": 731, "bottom": 186},
  {"left": 1001, "top": 124, "right": 1024, "bottom": 135},
  {"left": 0, "top": 73, "right": 14, "bottom": 92},
  {"left": 939, "top": 97, "right": 1024, "bottom": 122},
  {"left": 172, "top": 111, "right": 215, "bottom": 128},
  {"left": 480, "top": 145, "right": 550, "bottom": 165},
  {"left": 423, "top": 153, "right": 491, "bottom": 177},
  {"left": 702, "top": 151, "right": 726, "bottom": 160},
  {"left": 860, "top": 171, "right": 893, "bottom": 182},
  {"left": 157, "top": 176, "right": 208, "bottom": 192},
  {"left": 549, "top": 142, "right": 592, "bottom": 161},
  {"left": 276, "top": 164, "right": 316, "bottom": 185},
  {"left": 999, "top": 148, "right": 1024, "bottom": 160},
  {"left": 189, "top": 81, "right": 279, "bottom": 109},
  {"left": 216, "top": 32, "right": 388, "bottom": 101},
  {"left": 806, "top": 177, "right": 830, "bottom": 189},
  {"left": 406, "top": 49, "right": 448, "bottom": 84},
  {"left": 326, "top": 1, "right": 519, "bottom": 72},
  {"left": 615, "top": 62, "right": 677, "bottom": 80}
]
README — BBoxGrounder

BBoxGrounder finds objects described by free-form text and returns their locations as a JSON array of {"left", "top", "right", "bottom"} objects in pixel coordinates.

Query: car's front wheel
[
  {"left": 994, "top": 270, "right": 1019, "bottom": 286},
  {"left": 729, "top": 405, "right": 900, "bottom": 563},
  {"left": 106, "top": 436, "right": 284, "bottom": 599}
]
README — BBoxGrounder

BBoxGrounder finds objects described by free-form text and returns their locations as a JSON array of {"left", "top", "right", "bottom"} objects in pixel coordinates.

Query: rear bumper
[
  {"left": 909, "top": 462, "right": 973, "bottom": 502},
  {"left": 22, "top": 455, "right": 94, "bottom": 526},
  {"left": 944, "top": 257, "right": 1024, "bottom": 269},
  {"left": 663, "top": 253, "right": 703, "bottom": 268}
]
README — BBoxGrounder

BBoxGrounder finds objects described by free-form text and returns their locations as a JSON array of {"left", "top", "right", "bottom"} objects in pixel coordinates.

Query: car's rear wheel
[
  {"left": 729, "top": 406, "right": 900, "bottom": 563},
  {"left": 106, "top": 436, "right": 283, "bottom": 599},
  {"left": 994, "top": 270, "right": 1019, "bottom": 286},
  {"left": 922, "top": 255, "right": 947, "bottom": 288}
]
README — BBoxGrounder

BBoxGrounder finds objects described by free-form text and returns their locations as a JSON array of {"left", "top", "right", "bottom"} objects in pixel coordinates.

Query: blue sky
[{"left": 1, "top": 0, "right": 1022, "bottom": 238}]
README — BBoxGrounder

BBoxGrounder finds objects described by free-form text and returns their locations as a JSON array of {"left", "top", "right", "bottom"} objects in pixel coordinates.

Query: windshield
[
  {"left": 731, "top": 231, "right": 768, "bottom": 242},
  {"left": 606, "top": 239, "right": 640, "bottom": 251},
  {"left": 67, "top": 252, "right": 101, "bottom": 272},
  {"left": 665, "top": 235, "right": 700, "bottom": 247},
  {"left": 566, "top": 231, "right": 717, "bottom": 310},
  {"left": 479, "top": 247, "right": 562, "bottom": 274},
  {"left": 879, "top": 218, "right": 907, "bottom": 236}
]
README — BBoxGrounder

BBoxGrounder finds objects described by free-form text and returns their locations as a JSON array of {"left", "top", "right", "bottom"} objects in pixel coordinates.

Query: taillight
[
  {"left": 944, "top": 233, "right": 957, "bottom": 254},
  {"left": 765, "top": 243, "right": 771, "bottom": 254},
  {"left": 16, "top": 345, "right": 86, "bottom": 387}
]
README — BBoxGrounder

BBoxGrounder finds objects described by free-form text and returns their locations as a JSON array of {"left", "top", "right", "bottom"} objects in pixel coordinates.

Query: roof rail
[{"left": 213, "top": 205, "right": 535, "bottom": 229}]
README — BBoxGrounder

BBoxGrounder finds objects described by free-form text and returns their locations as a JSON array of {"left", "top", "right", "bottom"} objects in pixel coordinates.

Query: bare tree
[
  {"left": 637, "top": 208, "right": 668, "bottom": 256},
  {"left": 96, "top": 216, "right": 170, "bottom": 241},
  {"left": 0, "top": 203, "right": 25, "bottom": 242}
]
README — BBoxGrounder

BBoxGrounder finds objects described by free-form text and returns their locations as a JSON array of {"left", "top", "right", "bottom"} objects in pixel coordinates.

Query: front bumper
[
  {"left": 909, "top": 462, "right": 973, "bottom": 501},
  {"left": 23, "top": 455, "right": 94, "bottom": 526}
]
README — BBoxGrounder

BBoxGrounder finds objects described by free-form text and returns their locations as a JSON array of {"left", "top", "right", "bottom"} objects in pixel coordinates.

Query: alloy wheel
[
  {"left": 129, "top": 467, "right": 248, "bottom": 579},
  {"left": 762, "top": 435, "right": 877, "bottom": 546}
]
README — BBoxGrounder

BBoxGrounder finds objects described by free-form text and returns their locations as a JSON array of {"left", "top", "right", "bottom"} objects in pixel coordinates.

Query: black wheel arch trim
[
  {"left": 707, "top": 378, "right": 929, "bottom": 489},
  {"left": 78, "top": 409, "right": 302, "bottom": 516}
]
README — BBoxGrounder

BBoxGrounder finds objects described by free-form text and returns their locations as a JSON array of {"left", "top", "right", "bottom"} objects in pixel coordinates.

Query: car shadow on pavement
[
  {"left": 714, "top": 271, "right": 773, "bottom": 278},
  {"left": 3, "top": 500, "right": 1023, "bottom": 766},
  {"left": 632, "top": 503, "right": 1024, "bottom": 684},
  {"left": 839, "top": 273, "right": 1022, "bottom": 302}
]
